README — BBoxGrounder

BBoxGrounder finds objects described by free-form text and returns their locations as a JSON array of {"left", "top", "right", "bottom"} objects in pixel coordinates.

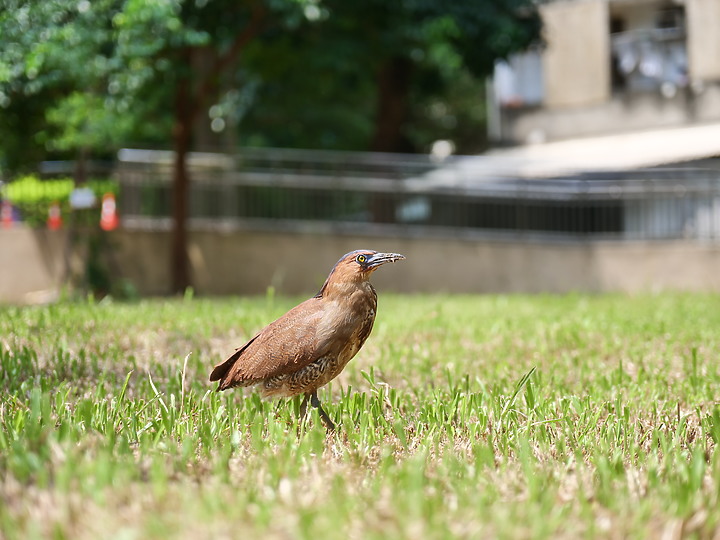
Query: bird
[{"left": 210, "top": 249, "right": 405, "bottom": 431}]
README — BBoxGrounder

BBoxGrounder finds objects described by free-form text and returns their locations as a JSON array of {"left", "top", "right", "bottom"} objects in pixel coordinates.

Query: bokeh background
[{"left": 2, "top": 0, "right": 720, "bottom": 302}]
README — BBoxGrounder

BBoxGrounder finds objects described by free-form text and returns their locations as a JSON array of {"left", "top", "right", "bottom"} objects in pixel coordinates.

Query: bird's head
[{"left": 317, "top": 250, "right": 405, "bottom": 296}]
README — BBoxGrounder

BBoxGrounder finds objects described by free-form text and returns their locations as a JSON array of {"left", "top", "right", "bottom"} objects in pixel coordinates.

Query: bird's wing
[
  {"left": 208, "top": 333, "right": 260, "bottom": 383},
  {"left": 211, "top": 298, "right": 332, "bottom": 389}
]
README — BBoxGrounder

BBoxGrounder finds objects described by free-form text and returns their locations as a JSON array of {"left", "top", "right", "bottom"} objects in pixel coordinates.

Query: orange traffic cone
[
  {"left": 1, "top": 200, "right": 13, "bottom": 228},
  {"left": 99, "top": 193, "right": 119, "bottom": 231},
  {"left": 47, "top": 201, "right": 62, "bottom": 230}
]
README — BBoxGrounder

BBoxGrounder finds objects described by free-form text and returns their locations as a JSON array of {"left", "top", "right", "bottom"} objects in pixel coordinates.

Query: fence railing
[
  {"left": 115, "top": 148, "right": 720, "bottom": 241},
  {"left": 3, "top": 149, "right": 719, "bottom": 241}
]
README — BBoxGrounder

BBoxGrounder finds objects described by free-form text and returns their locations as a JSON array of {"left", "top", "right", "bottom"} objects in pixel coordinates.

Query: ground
[{"left": 1, "top": 293, "right": 719, "bottom": 538}]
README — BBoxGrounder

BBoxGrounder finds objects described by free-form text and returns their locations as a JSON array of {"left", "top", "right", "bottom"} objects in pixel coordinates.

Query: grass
[{"left": 1, "top": 293, "right": 720, "bottom": 539}]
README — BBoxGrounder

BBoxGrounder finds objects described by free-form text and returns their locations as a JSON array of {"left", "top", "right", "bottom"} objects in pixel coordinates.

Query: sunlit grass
[{"left": 2, "top": 294, "right": 720, "bottom": 538}]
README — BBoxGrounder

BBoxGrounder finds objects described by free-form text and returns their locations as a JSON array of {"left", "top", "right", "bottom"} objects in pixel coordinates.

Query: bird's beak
[{"left": 366, "top": 252, "right": 406, "bottom": 268}]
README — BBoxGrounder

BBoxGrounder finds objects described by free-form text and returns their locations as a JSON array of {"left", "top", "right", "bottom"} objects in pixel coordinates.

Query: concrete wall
[
  {"left": 500, "top": 83, "right": 720, "bottom": 143},
  {"left": 686, "top": 0, "right": 720, "bottom": 81},
  {"left": 3, "top": 225, "right": 720, "bottom": 303},
  {"left": 541, "top": 0, "right": 611, "bottom": 108},
  {"left": 0, "top": 228, "right": 68, "bottom": 304}
]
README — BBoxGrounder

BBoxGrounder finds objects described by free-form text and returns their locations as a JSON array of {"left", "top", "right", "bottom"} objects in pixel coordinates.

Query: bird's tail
[
  {"left": 209, "top": 334, "right": 259, "bottom": 390},
  {"left": 209, "top": 349, "right": 242, "bottom": 386}
]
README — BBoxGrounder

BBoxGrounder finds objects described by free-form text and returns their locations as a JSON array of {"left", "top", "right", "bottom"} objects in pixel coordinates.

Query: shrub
[{"left": 1, "top": 175, "right": 119, "bottom": 227}]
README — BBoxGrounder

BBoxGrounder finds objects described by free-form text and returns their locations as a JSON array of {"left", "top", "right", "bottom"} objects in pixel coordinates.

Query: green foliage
[
  {"left": 2, "top": 175, "right": 75, "bottom": 203},
  {"left": 0, "top": 0, "right": 137, "bottom": 170},
  {"left": 237, "top": 0, "right": 539, "bottom": 152},
  {"left": 44, "top": 92, "right": 136, "bottom": 152},
  {"left": 0, "top": 0, "right": 539, "bottom": 173},
  {"left": 1, "top": 294, "right": 720, "bottom": 537}
]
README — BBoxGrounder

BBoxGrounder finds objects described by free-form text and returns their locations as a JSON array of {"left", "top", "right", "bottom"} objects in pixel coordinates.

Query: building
[{"left": 489, "top": 0, "right": 720, "bottom": 144}]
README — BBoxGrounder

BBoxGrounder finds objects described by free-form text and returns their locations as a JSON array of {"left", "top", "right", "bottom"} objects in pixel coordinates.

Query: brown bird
[{"left": 210, "top": 250, "right": 405, "bottom": 430}]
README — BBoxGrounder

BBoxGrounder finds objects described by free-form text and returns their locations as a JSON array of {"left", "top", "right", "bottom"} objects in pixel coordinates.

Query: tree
[
  {"left": 108, "top": 0, "right": 318, "bottom": 293},
  {"left": 235, "top": 0, "right": 540, "bottom": 153},
  {"left": 1, "top": 0, "right": 309, "bottom": 293},
  {"left": 114, "top": 1, "right": 261, "bottom": 293},
  {"left": 358, "top": 0, "right": 541, "bottom": 153},
  {"left": 1, "top": 1, "right": 107, "bottom": 173}
]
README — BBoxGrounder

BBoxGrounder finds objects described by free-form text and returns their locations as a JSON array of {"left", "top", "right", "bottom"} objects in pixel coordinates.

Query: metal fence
[
  {"left": 116, "top": 148, "right": 720, "bottom": 241},
  {"left": 4, "top": 149, "right": 719, "bottom": 241}
]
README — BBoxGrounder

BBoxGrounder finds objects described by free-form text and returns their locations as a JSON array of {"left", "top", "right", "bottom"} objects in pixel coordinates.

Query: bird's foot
[
  {"left": 318, "top": 411, "right": 336, "bottom": 432},
  {"left": 310, "top": 391, "right": 337, "bottom": 433}
]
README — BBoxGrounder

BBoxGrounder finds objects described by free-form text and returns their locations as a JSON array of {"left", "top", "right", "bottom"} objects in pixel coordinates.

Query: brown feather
[
  {"left": 209, "top": 334, "right": 259, "bottom": 383},
  {"left": 210, "top": 250, "right": 404, "bottom": 398},
  {"left": 219, "top": 299, "right": 326, "bottom": 386}
]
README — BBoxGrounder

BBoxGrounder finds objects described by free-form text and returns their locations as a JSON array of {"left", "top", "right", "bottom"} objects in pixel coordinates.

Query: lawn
[{"left": 1, "top": 293, "right": 720, "bottom": 539}]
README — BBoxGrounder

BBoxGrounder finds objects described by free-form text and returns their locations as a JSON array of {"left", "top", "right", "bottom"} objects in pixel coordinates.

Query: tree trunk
[
  {"left": 169, "top": 12, "right": 266, "bottom": 293},
  {"left": 171, "top": 69, "right": 193, "bottom": 295},
  {"left": 74, "top": 146, "right": 88, "bottom": 185},
  {"left": 369, "top": 56, "right": 413, "bottom": 223},
  {"left": 370, "top": 56, "right": 413, "bottom": 153},
  {"left": 192, "top": 47, "right": 224, "bottom": 152}
]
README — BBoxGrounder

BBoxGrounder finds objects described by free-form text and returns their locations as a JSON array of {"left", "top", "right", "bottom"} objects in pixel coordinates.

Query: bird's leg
[
  {"left": 295, "top": 393, "right": 311, "bottom": 436},
  {"left": 299, "top": 393, "right": 310, "bottom": 420},
  {"left": 310, "top": 391, "right": 336, "bottom": 432}
]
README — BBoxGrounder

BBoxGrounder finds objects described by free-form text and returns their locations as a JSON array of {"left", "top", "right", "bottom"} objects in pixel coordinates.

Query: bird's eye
[{"left": 356, "top": 254, "right": 367, "bottom": 264}]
